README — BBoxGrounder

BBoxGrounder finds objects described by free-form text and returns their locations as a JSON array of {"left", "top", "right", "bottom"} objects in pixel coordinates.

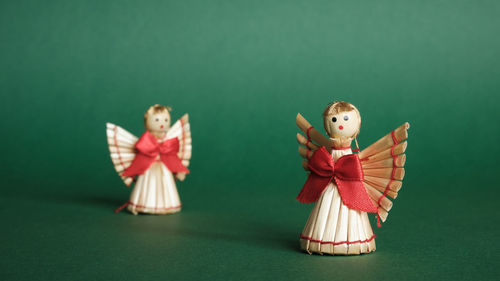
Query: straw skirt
[{"left": 127, "top": 161, "right": 181, "bottom": 215}]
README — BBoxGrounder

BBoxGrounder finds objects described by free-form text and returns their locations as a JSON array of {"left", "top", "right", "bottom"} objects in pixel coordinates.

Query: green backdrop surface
[{"left": 1, "top": 1, "right": 499, "bottom": 280}]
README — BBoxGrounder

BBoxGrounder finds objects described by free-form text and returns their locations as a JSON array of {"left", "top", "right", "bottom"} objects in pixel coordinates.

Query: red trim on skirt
[
  {"left": 128, "top": 201, "right": 182, "bottom": 210},
  {"left": 300, "top": 233, "right": 376, "bottom": 245},
  {"left": 115, "top": 201, "right": 182, "bottom": 213}
]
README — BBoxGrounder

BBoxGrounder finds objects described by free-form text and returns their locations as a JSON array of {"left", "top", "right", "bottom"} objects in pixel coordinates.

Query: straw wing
[
  {"left": 106, "top": 122, "right": 138, "bottom": 186},
  {"left": 359, "top": 122, "right": 410, "bottom": 222},
  {"left": 166, "top": 113, "right": 192, "bottom": 168}
]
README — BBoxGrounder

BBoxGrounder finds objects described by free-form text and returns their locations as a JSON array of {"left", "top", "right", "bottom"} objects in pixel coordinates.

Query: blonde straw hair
[
  {"left": 323, "top": 101, "right": 361, "bottom": 138},
  {"left": 144, "top": 104, "right": 172, "bottom": 126}
]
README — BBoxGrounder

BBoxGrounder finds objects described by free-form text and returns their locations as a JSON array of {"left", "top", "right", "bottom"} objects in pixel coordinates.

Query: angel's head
[
  {"left": 323, "top": 101, "right": 361, "bottom": 139},
  {"left": 144, "top": 104, "right": 172, "bottom": 133}
]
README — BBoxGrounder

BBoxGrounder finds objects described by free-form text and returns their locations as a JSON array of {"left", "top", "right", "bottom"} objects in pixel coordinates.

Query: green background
[{"left": 1, "top": 0, "right": 499, "bottom": 280}]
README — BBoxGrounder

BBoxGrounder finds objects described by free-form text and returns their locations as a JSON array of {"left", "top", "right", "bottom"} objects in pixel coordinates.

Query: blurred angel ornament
[
  {"left": 296, "top": 101, "right": 409, "bottom": 255},
  {"left": 106, "top": 104, "right": 192, "bottom": 215}
]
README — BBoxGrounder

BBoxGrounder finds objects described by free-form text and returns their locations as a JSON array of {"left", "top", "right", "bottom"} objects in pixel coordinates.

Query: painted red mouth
[
  {"left": 160, "top": 125, "right": 164, "bottom": 129},
  {"left": 339, "top": 125, "right": 344, "bottom": 130}
]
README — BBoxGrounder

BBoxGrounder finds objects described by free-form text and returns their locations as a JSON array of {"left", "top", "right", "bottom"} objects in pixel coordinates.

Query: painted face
[
  {"left": 324, "top": 110, "right": 360, "bottom": 139},
  {"left": 146, "top": 112, "right": 171, "bottom": 133}
]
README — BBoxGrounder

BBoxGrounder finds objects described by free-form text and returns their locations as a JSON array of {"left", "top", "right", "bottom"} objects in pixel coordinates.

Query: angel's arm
[
  {"left": 176, "top": 172, "right": 186, "bottom": 181},
  {"left": 296, "top": 113, "right": 333, "bottom": 170},
  {"left": 296, "top": 113, "right": 332, "bottom": 151}
]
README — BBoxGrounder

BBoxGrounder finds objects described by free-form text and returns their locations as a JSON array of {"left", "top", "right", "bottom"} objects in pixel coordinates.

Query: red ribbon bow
[
  {"left": 297, "top": 146, "right": 377, "bottom": 213},
  {"left": 122, "top": 131, "right": 189, "bottom": 177}
]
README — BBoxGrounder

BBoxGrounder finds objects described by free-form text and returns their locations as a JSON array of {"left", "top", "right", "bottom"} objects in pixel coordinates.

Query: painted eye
[
  {"left": 165, "top": 118, "right": 168, "bottom": 122},
  {"left": 344, "top": 115, "right": 349, "bottom": 121},
  {"left": 155, "top": 118, "right": 159, "bottom": 122},
  {"left": 331, "top": 117, "right": 337, "bottom": 122}
]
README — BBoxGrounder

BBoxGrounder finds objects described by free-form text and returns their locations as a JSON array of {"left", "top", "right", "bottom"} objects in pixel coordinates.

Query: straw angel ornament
[
  {"left": 296, "top": 101, "right": 409, "bottom": 255},
  {"left": 106, "top": 105, "right": 192, "bottom": 215}
]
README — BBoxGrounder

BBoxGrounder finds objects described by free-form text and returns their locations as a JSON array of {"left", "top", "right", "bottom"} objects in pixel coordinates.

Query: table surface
[{"left": 1, "top": 1, "right": 499, "bottom": 280}]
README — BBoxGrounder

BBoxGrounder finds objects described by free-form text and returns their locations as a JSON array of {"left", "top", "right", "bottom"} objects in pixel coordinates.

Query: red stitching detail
[
  {"left": 390, "top": 130, "right": 399, "bottom": 156},
  {"left": 115, "top": 201, "right": 182, "bottom": 213},
  {"left": 391, "top": 167, "right": 396, "bottom": 179},
  {"left": 113, "top": 126, "right": 126, "bottom": 170},
  {"left": 113, "top": 126, "right": 131, "bottom": 186},
  {"left": 300, "top": 234, "right": 376, "bottom": 245},
  {"left": 377, "top": 179, "right": 394, "bottom": 210},
  {"left": 306, "top": 126, "right": 313, "bottom": 140},
  {"left": 391, "top": 130, "right": 398, "bottom": 145},
  {"left": 376, "top": 130, "right": 399, "bottom": 227},
  {"left": 128, "top": 201, "right": 182, "bottom": 211}
]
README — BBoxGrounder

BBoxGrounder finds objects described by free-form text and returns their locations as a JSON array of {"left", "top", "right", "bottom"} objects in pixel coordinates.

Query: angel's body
[
  {"left": 107, "top": 105, "right": 192, "bottom": 215},
  {"left": 296, "top": 101, "right": 409, "bottom": 255},
  {"left": 300, "top": 146, "right": 376, "bottom": 254},
  {"left": 124, "top": 130, "right": 185, "bottom": 214}
]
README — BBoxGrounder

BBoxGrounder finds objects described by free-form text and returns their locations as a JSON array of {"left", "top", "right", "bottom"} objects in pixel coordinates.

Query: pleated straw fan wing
[
  {"left": 106, "top": 123, "right": 138, "bottom": 186},
  {"left": 166, "top": 114, "right": 192, "bottom": 168},
  {"left": 359, "top": 122, "right": 410, "bottom": 223}
]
